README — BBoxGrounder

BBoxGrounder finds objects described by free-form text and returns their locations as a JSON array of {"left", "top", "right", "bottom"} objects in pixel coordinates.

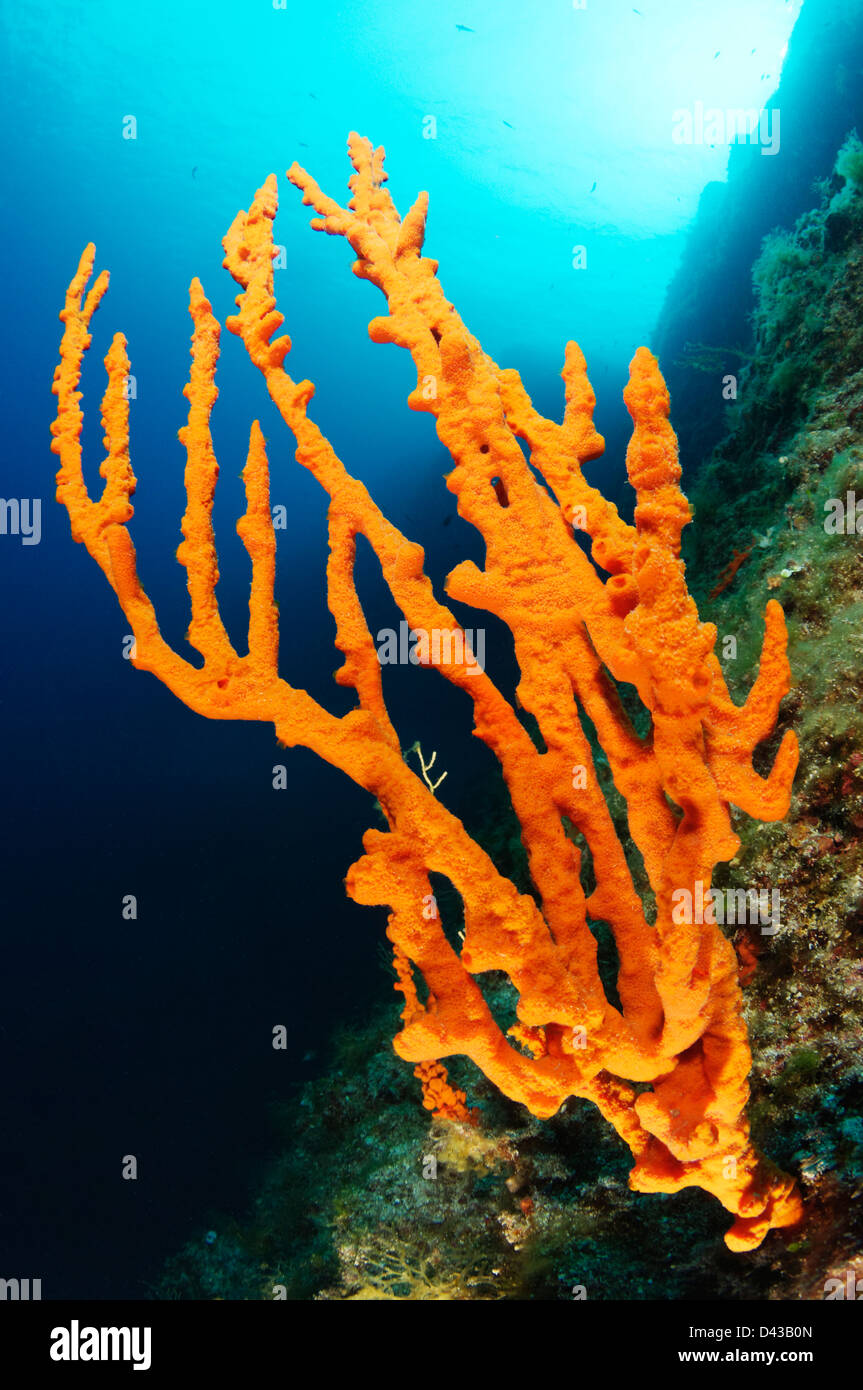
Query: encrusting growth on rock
[
  {"left": 710, "top": 540, "right": 756, "bottom": 599},
  {"left": 51, "top": 133, "right": 803, "bottom": 1251}
]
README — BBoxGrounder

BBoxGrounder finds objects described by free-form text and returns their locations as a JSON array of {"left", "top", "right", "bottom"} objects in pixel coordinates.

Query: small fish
[
  {"left": 456, "top": 23, "right": 475, "bottom": 31},
  {"left": 442, "top": 514, "right": 453, "bottom": 527},
  {"left": 298, "top": 141, "right": 309, "bottom": 148},
  {"left": 503, "top": 119, "right": 514, "bottom": 129},
  {"left": 589, "top": 180, "right": 596, "bottom": 192},
  {"left": 309, "top": 91, "right": 317, "bottom": 99},
  {"left": 713, "top": 50, "right": 720, "bottom": 59},
  {"left": 191, "top": 166, "right": 197, "bottom": 179},
  {"left": 632, "top": 7, "right": 642, "bottom": 13},
  {"left": 751, "top": 47, "right": 757, "bottom": 54}
]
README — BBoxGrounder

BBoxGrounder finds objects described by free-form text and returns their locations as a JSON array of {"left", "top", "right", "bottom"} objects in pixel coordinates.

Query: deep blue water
[{"left": 0, "top": 0, "right": 812, "bottom": 1296}]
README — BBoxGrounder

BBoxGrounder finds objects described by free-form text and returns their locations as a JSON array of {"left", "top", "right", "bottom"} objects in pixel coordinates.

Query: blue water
[{"left": 1, "top": 0, "right": 804, "bottom": 1297}]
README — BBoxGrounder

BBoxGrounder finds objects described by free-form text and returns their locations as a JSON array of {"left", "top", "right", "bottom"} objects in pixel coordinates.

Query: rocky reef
[
  {"left": 655, "top": 0, "right": 863, "bottom": 470},
  {"left": 678, "top": 134, "right": 863, "bottom": 1299}
]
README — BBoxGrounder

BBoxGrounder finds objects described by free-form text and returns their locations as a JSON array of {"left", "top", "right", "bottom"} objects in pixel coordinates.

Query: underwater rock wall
[
  {"left": 655, "top": 0, "right": 863, "bottom": 472},
  {"left": 689, "top": 135, "right": 863, "bottom": 578},
  {"left": 682, "top": 137, "right": 863, "bottom": 1300}
]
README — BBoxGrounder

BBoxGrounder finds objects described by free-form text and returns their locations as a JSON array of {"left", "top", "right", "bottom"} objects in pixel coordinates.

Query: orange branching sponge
[
  {"left": 414, "top": 1060, "right": 473, "bottom": 1124},
  {"left": 51, "top": 134, "right": 803, "bottom": 1252}
]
